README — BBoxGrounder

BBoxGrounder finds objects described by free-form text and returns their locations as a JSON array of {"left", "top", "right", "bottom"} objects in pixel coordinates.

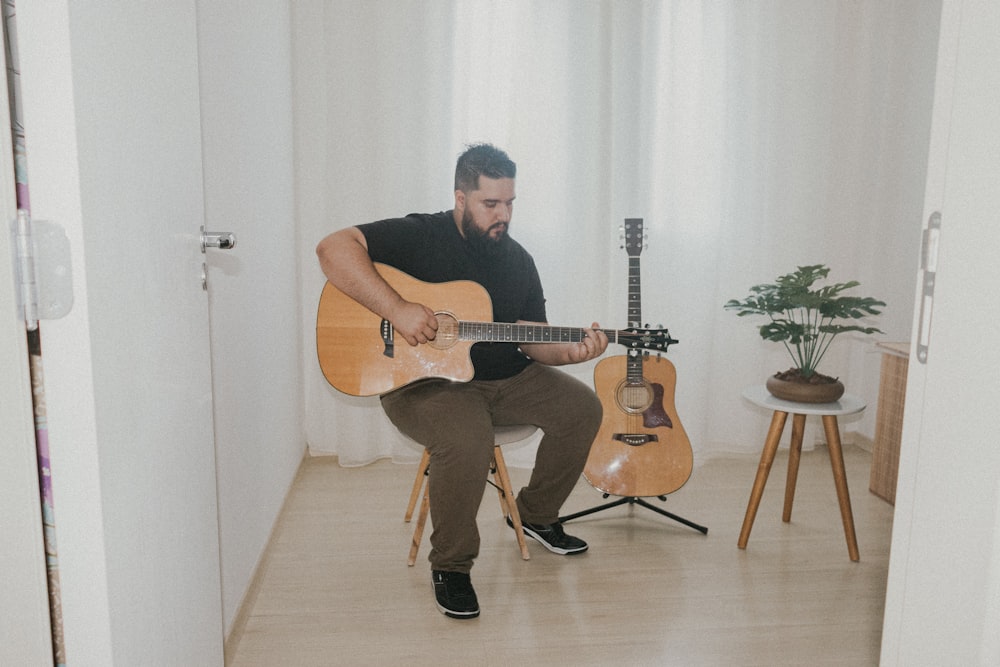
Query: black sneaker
[
  {"left": 431, "top": 570, "right": 480, "bottom": 619},
  {"left": 507, "top": 516, "right": 588, "bottom": 555}
]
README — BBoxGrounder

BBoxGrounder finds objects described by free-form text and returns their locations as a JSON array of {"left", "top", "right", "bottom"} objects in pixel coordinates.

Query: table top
[
  {"left": 876, "top": 341, "right": 911, "bottom": 358},
  {"left": 742, "top": 385, "right": 867, "bottom": 416}
]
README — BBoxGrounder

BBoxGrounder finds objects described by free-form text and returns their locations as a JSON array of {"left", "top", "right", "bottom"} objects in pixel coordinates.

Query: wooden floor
[{"left": 227, "top": 443, "right": 894, "bottom": 666}]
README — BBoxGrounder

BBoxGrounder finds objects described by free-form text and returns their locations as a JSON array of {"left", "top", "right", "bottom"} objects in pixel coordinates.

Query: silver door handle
[{"left": 201, "top": 226, "right": 237, "bottom": 251}]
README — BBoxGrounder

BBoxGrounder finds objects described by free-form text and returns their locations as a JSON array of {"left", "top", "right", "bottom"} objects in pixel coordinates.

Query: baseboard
[{"left": 850, "top": 431, "right": 874, "bottom": 453}]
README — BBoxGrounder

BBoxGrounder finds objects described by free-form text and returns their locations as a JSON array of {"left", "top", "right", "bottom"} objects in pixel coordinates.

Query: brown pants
[{"left": 380, "top": 362, "right": 602, "bottom": 573}]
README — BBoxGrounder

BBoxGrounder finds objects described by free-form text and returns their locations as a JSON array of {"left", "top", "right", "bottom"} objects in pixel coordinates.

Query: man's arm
[
  {"left": 315, "top": 227, "right": 438, "bottom": 346},
  {"left": 519, "top": 321, "right": 609, "bottom": 366}
]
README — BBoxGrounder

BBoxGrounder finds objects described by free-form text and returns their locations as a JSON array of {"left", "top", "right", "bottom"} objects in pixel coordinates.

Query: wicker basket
[{"left": 869, "top": 343, "right": 909, "bottom": 505}]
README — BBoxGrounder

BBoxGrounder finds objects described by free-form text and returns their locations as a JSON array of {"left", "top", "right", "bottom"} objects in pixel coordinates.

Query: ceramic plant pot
[{"left": 766, "top": 373, "right": 845, "bottom": 404}]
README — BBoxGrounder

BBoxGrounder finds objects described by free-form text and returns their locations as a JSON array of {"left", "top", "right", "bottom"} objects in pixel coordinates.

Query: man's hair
[{"left": 454, "top": 143, "right": 516, "bottom": 193}]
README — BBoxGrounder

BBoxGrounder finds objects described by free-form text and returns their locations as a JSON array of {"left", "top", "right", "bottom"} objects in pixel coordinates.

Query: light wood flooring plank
[{"left": 228, "top": 444, "right": 893, "bottom": 666}]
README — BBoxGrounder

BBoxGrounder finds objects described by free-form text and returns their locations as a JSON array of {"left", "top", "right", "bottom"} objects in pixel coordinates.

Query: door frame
[{"left": 0, "top": 36, "right": 53, "bottom": 665}]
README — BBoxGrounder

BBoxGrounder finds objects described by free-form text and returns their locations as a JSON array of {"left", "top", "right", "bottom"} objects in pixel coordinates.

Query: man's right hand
[{"left": 391, "top": 301, "right": 439, "bottom": 346}]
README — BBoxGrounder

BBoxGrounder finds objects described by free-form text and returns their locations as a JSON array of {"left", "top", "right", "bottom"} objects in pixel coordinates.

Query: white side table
[{"left": 737, "top": 385, "right": 867, "bottom": 561}]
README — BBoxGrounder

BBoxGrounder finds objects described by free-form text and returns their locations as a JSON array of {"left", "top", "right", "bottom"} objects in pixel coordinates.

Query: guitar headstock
[
  {"left": 622, "top": 218, "right": 645, "bottom": 257},
  {"left": 618, "top": 326, "right": 679, "bottom": 352}
]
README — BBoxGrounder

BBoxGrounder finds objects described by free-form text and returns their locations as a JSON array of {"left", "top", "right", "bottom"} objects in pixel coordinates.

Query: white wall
[{"left": 841, "top": 0, "right": 944, "bottom": 444}]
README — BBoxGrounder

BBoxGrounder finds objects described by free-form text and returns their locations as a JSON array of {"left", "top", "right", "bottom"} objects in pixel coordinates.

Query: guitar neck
[
  {"left": 624, "top": 220, "right": 647, "bottom": 380},
  {"left": 628, "top": 255, "right": 642, "bottom": 328},
  {"left": 458, "top": 322, "right": 623, "bottom": 345}
]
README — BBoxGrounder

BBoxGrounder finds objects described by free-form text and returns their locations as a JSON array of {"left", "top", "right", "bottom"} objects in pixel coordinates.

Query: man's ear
[{"left": 454, "top": 189, "right": 466, "bottom": 213}]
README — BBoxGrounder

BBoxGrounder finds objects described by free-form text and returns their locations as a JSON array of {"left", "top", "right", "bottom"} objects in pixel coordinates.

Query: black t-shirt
[{"left": 358, "top": 211, "right": 547, "bottom": 380}]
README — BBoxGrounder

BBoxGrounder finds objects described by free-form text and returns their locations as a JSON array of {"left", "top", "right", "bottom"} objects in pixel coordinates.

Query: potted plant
[{"left": 724, "top": 264, "right": 886, "bottom": 403}]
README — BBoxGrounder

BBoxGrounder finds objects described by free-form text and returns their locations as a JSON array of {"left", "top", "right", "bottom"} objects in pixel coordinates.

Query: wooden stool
[
  {"left": 404, "top": 424, "right": 537, "bottom": 566},
  {"left": 737, "top": 385, "right": 867, "bottom": 561}
]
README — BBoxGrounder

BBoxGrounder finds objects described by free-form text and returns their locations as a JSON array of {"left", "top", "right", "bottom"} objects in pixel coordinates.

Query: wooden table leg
[
  {"left": 782, "top": 413, "right": 807, "bottom": 522},
  {"left": 822, "top": 415, "right": 860, "bottom": 561},
  {"left": 738, "top": 410, "right": 788, "bottom": 549}
]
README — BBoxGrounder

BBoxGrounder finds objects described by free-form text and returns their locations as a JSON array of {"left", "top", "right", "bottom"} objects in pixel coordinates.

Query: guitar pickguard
[{"left": 643, "top": 382, "right": 673, "bottom": 429}]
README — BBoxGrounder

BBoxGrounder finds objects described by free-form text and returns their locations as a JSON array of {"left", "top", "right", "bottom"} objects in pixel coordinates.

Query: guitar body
[
  {"left": 584, "top": 353, "right": 693, "bottom": 497},
  {"left": 316, "top": 260, "right": 676, "bottom": 397},
  {"left": 316, "top": 263, "right": 492, "bottom": 396}
]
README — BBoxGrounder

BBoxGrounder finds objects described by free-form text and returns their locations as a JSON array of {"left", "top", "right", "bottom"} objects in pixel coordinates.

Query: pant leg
[
  {"left": 491, "top": 363, "right": 603, "bottom": 525},
  {"left": 380, "top": 380, "right": 495, "bottom": 573}
]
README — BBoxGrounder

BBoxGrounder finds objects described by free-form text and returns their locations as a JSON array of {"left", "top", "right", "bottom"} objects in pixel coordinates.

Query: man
[{"left": 316, "top": 143, "right": 608, "bottom": 619}]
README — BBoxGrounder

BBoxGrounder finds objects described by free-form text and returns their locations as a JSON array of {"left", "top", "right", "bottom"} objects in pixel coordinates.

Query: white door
[
  {"left": 881, "top": 0, "right": 1000, "bottom": 662},
  {"left": 15, "top": 2, "right": 224, "bottom": 662}
]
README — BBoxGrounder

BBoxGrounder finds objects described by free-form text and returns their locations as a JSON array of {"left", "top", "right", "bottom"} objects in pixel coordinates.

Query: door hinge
[
  {"left": 916, "top": 211, "right": 941, "bottom": 364},
  {"left": 11, "top": 209, "right": 74, "bottom": 330}
]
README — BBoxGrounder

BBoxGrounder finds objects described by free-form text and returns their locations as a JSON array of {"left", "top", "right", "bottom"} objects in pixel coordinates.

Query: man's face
[{"left": 456, "top": 176, "right": 516, "bottom": 244}]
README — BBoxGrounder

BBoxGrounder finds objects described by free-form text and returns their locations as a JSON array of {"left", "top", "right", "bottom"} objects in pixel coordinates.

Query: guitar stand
[{"left": 559, "top": 494, "right": 708, "bottom": 535}]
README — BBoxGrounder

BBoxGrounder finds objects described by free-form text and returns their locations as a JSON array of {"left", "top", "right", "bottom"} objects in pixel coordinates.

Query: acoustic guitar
[
  {"left": 316, "top": 262, "right": 677, "bottom": 396},
  {"left": 583, "top": 219, "right": 694, "bottom": 497}
]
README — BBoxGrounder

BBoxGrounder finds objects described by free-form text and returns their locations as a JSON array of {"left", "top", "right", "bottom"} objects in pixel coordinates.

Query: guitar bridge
[
  {"left": 381, "top": 319, "right": 394, "bottom": 358},
  {"left": 613, "top": 434, "right": 659, "bottom": 447}
]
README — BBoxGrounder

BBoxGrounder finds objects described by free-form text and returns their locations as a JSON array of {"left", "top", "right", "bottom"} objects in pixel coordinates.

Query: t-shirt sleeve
[
  {"left": 521, "top": 255, "right": 547, "bottom": 323},
  {"left": 357, "top": 217, "right": 425, "bottom": 271}
]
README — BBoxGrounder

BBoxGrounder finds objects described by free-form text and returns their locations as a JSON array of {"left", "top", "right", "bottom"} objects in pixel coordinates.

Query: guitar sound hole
[
  {"left": 616, "top": 379, "right": 653, "bottom": 414},
  {"left": 429, "top": 312, "right": 459, "bottom": 350}
]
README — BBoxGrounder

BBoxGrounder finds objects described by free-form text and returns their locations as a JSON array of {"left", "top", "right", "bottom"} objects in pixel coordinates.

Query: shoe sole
[
  {"left": 519, "top": 523, "right": 589, "bottom": 555},
  {"left": 435, "top": 602, "right": 480, "bottom": 619}
]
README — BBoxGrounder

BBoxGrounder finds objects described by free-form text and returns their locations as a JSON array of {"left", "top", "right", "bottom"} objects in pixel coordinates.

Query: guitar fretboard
[
  {"left": 625, "top": 219, "right": 646, "bottom": 383},
  {"left": 458, "top": 322, "right": 621, "bottom": 344},
  {"left": 628, "top": 256, "right": 642, "bottom": 329}
]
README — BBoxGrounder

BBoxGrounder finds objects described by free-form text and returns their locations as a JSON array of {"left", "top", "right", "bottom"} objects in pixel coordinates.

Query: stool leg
[
  {"left": 489, "top": 453, "right": 507, "bottom": 516},
  {"left": 822, "top": 415, "right": 860, "bottom": 561},
  {"left": 738, "top": 410, "right": 788, "bottom": 549},
  {"left": 782, "top": 413, "right": 807, "bottom": 522},
  {"left": 491, "top": 448, "right": 530, "bottom": 561},
  {"left": 404, "top": 450, "right": 430, "bottom": 522},
  {"left": 407, "top": 481, "right": 430, "bottom": 566}
]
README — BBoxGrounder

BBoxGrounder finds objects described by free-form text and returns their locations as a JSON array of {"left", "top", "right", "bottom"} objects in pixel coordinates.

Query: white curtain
[{"left": 295, "top": 0, "right": 941, "bottom": 467}]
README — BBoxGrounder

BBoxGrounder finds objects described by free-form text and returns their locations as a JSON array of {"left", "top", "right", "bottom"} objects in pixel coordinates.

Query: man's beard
[{"left": 462, "top": 210, "right": 509, "bottom": 259}]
